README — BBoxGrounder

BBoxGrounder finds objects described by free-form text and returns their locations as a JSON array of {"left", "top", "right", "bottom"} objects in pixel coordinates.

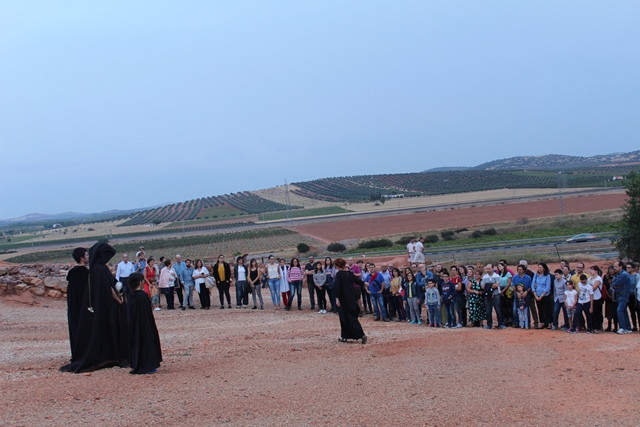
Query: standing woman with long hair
[
  {"left": 589, "top": 265, "right": 604, "bottom": 331},
  {"left": 333, "top": 258, "right": 367, "bottom": 344},
  {"left": 313, "top": 262, "right": 327, "bottom": 314},
  {"left": 403, "top": 271, "right": 421, "bottom": 324},
  {"left": 497, "top": 262, "right": 513, "bottom": 327},
  {"left": 603, "top": 265, "right": 618, "bottom": 331},
  {"left": 192, "top": 259, "right": 210, "bottom": 310},
  {"left": 324, "top": 257, "right": 337, "bottom": 313},
  {"left": 467, "top": 268, "right": 486, "bottom": 327},
  {"left": 390, "top": 268, "right": 406, "bottom": 322},
  {"left": 266, "top": 255, "right": 281, "bottom": 309},
  {"left": 278, "top": 258, "right": 290, "bottom": 308},
  {"left": 286, "top": 257, "right": 304, "bottom": 311},
  {"left": 248, "top": 258, "right": 263, "bottom": 310},
  {"left": 532, "top": 263, "right": 552, "bottom": 329}
]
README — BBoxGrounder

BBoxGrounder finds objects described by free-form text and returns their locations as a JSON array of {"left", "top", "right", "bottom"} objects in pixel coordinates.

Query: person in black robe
[
  {"left": 65, "top": 247, "right": 89, "bottom": 363},
  {"left": 60, "top": 242, "right": 127, "bottom": 373},
  {"left": 128, "top": 272, "right": 162, "bottom": 374},
  {"left": 333, "top": 258, "right": 367, "bottom": 344}
]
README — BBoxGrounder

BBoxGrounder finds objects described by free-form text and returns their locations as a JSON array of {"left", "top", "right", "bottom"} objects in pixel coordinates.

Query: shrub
[
  {"left": 471, "top": 230, "right": 483, "bottom": 239},
  {"left": 357, "top": 239, "right": 393, "bottom": 249},
  {"left": 297, "top": 243, "right": 310, "bottom": 253},
  {"left": 87, "top": 227, "right": 95, "bottom": 231},
  {"left": 152, "top": 219, "right": 161, "bottom": 225},
  {"left": 455, "top": 227, "right": 468, "bottom": 233},
  {"left": 327, "top": 242, "right": 346, "bottom": 253},
  {"left": 424, "top": 234, "right": 439, "bottom": 243},
  {"left": 483, "top": 228, "right": 498, "bottom": 236},
  {"left": 441, "top": 230, "right": 455, "bottom": 241},
  {"left": 395, "top": 236, "right": 413, "bottom": 245}
]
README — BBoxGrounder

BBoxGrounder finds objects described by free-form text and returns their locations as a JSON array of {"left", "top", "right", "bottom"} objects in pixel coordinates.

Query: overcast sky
[{"left": 1, "top": 1, "right": 638, "bottom": 219}]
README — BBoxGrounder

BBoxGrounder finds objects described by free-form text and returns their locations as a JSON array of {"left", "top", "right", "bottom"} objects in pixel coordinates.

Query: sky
[{"left": 1, "top": 1, "right": 639, "bottom": 219}]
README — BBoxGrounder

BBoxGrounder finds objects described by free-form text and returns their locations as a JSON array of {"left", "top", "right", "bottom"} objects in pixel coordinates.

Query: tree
[
  {"left": 297, "top": 243, "right": 310, "bottom": 253},
  {"left": 616, "top": 171, "right": 640, "bottom": 260}
]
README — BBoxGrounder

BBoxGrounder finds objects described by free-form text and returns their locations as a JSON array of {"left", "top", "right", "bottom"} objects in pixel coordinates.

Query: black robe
[
  {"left": 129, "top": 289, "right": 162, "bottom": 374},
  {"left": 65, "top": 265, "right": 89, "bottom": 362},
  {"left": 333, "top": 270, "right": 365, "bottom": 340},
  {"left": 60, "top": 242, "right": 127, "bottom": 373}
]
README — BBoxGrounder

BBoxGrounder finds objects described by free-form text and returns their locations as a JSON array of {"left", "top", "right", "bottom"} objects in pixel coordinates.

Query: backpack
[{"left": 600, "top": 283, "right": 608, "bottom": 300}]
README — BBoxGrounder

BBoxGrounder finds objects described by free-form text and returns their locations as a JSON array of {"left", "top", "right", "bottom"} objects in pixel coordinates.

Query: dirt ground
[
  {"left": 293, "top": 192, "right": 627, "bottom": 242},
  {"left": 1, "top": 292, "right": 638, "bottom": 426}
]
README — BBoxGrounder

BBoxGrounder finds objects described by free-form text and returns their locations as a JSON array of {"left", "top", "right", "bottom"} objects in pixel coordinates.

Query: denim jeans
[
  {"left": 443, "top": 301, "right": 456, "bottom": 326},
  {"left": 268, "top": 278, "right": 280, "bottom": 306},
  {"left": 553, "top": 299, "right": 569, "bottom": 328},
  {"left": 484, "top": 294, "right": 502, "bottom": 327},
  {"left": 251, "top": 282, "right": 264, "bottom": 308},
  {"left": 183, "top": 282, "right": 195, "bottom": 307},
  {"left": 518, "top": 307, "right": 529, "bottom": 328},
  {"left": 371, "top": 293, "right": 387, "bottom": 319},
  {"left": 427, "top": 304, "right": 441, "bottom": 325},
  {"left": 235, "top": 280, "right": 248, "bottom": 306},
  {"left": 287, "top": 280, "right": 303, "bottom": 308},
  {"left": 572, "top": 302, "right": 592, "bottom": 332},
  {"left": 307, "top": 280, "right": 316, "bottom": 308},
  {"left": 617, "top": 294, "right": 631, "bottom": 330},
  {"left": 407, "top": 297, "right": 420, "bottom": 322}
]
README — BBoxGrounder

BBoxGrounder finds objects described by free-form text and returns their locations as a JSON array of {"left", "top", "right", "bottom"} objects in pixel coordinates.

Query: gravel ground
[{"left": 1, "top": 295, "right": 638, "bottom": 426}]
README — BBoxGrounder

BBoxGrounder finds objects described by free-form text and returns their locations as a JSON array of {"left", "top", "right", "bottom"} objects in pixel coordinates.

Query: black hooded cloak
[
  {"left": 333, "top": 269, "right": 366, "bottom": 340},
  {"left": 65, "top": 265, "right": 89, "bottom": 362},
  {"left": 60, "top": 242, "right": 128, "bottom": 373},
  {"left": 129, "top": 289, "right": 162, "bottom": 374}
]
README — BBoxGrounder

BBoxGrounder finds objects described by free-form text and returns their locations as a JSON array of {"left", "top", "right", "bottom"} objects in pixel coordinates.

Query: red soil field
[{"left": 293, "top": 193, "right": 626, "bottom": 242}]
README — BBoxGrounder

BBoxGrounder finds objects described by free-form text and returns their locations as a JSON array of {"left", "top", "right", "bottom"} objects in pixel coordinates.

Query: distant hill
[
  {"left": 473, "top": 151, "right": 640, "bottom": 170},
  {"left": 3, "top": 150, "right": 638, "bottom": 227}
]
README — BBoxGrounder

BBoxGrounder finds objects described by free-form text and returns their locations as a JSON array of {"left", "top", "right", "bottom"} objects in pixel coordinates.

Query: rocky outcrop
[{"left": 0, "top": 263, "right": 74, "bottom": 302}]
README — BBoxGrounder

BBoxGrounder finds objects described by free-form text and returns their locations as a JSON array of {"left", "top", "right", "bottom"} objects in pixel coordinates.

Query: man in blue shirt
[
  {"left": 367, "top": 264, "right": 389, "bottom": 322},
  {"left": 512, "top": 264, "right": 533, "bottom": 328},
  {"left": 180, "top": 259, "right": 196, "bottom": 310},
  {"left": 612, "top": 261, "right": 632, "bottom": 334},
  {"left": 173, "top": 254, "right": 186, "bottom": 308}
]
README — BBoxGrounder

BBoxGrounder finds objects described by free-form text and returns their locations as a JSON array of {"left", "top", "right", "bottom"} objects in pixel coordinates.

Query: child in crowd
[
  {"left": 425, "top": 279, "right": 441, "bottom": 327},
  {"left": 564, "top": 281, "right": 578, "bottom": 333},
  {"left": 128, "top": 272, "right": 162, "bottom": 374},
  {"left": 570, "top": 274, "right": 594, "bottom": 333},
  {"left": 515, "top": 284, "right": 529, "bottom": 329},
  {"left": 440, "top": 272, "right": 457, "bottom": 328}
]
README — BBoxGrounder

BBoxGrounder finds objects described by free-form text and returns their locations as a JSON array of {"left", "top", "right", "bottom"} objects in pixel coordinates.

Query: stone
[
  {"left": 15, "top": 283, "right": 29, "bottom": 293},
  {"left": 31, "top": 287, "right": 46, "bottom": 297},
  {"left": 22, "top": 277, "right": 45, "bottom": 288},
  {"left": 45, "top": 277, "right": 67, "bottom": 291},
  {"left": 8, "top": 267, "right": 19, "bottom": 275},
  {"left": 47, "top": 289, "right": 63, "bottom": 298},
  {"left": 0, "top": 267, "right": 7, "bottom": 276}
]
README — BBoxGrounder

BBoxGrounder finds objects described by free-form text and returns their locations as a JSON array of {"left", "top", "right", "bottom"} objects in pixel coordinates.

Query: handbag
[{"left": 205, "top": 276, "right": 215, "bottom": 289}]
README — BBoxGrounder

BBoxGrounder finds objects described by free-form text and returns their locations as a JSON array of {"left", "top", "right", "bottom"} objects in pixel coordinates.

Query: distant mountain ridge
[{"left": 471, "top": 151, "right": 640, "bottom": 171}]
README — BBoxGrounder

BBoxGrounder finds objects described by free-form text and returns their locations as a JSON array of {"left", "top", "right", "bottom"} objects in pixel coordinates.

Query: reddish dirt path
[
  {"left": 1, "top": 297, "right": 639, "bottom": 425},
  {"left": 293, "top": 193, "right": 626, "bottom": 242}
]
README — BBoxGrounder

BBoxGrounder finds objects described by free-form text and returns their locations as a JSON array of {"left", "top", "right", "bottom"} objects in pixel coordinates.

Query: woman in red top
[{"left": 143, "top": 257, "right": 156, "bottom": 299}]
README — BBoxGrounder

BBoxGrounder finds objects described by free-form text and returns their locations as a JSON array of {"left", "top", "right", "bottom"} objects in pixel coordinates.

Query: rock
[
  {"left": 31, "top": 287, "right": 46, "bottom": 297},
  {"left": 16, "top": 284, "right": 29, "bottom": 293},
  {"left": 45, "top": 277, "right": 67, "bottom": 291},
  {"left": 8, "top": 267, "right": 19, "bottom": 275},
  {"left": 22, "top": 277, "right": 45, "bottom": 288},
  {"left": 47, "top": 290, "right": 63, "bottom": 298},
  {"left": 0, "top": 267, "right": 7, "bottom": 276}
]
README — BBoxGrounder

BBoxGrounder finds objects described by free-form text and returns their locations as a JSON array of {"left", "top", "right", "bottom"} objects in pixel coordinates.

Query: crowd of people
[
  {"left": 114, "top": 246, "right": 640, "bottom": 336},
  {"left": 60, "top": 242, "right": 639, "bottom": 373}
]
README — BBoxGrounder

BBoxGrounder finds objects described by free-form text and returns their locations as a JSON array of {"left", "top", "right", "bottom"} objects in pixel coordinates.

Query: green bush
[
  {"left": 471, "top": 230, "right": 483, "bottom": 239},
  {"left": 441, "top": 230, "right": 455, "bottom": 241},
  {"left": 297, "top": 242, "right": 310, "bottom": 253},
  {"left": 357, "top": 239, "right": 393, "bottom": 249},
  {"left": 395, "top": 236, "right": 413, "bottom": 245},
  {"left": 483, "top": 228, "right": 498, "bottom": 236},
  {"left": 424, "top": 234, "right": 439, "bottom": 243},
  {"left": 327, "top": 242, "right": 346, "bottom": 253}
]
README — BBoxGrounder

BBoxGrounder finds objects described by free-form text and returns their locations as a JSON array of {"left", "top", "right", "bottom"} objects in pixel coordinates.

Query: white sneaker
[
  {"left": 154, "top": 307, "right": 161, "bottom": 311},
  {"left": 322, "top": 310, "right": 327, "bottom": 314},
  {"left": 318, "top": 310, "right": 323, "bottom": 314},
  {"left": 617, "top": 328, "right": 627, "bottom": 334}
]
